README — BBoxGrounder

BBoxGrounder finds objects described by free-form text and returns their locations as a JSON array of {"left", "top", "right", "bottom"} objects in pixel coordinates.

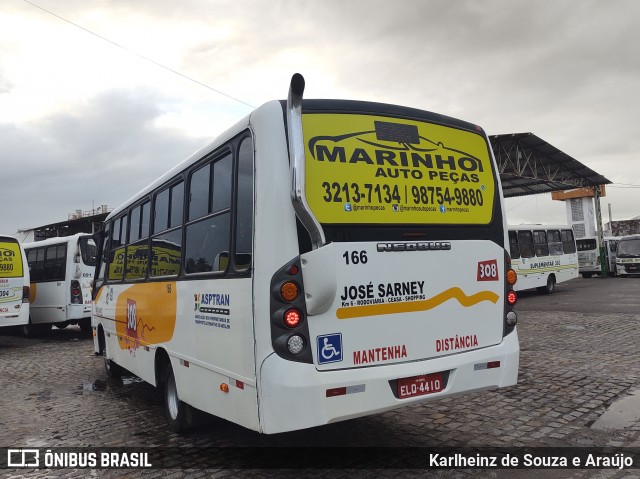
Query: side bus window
[
  {"left": 235, "top": 137, "right": 254, "bottom": 271},
  {"left": 561, "top": 229, "right": 576, "bottom": 254},
  {"left": 97, "top": 225, "right": 110, "bottom": 287},
  {"left": 126, "top": 200, "right": 150, "bottom": 281},
  {"left": 151, "top": 180, "right": 184, "bottom": 278},
  {"left": 547, "top": 230, "right": 563, "bottom": 256},
  {"left": 108, "top": 215, "right": 126, "bottom": 281},
  {"left": 518, "top": 230, "right": 535, "bottom": 258},
  {"left": 27, "top": 247, "right": 45, "bottom": 282},
  {"left": 45, "top": 244, "right": 66, "bottom": 282},
  {"left": 533, "top": 230, "right": 549, "bottom": 257},
  {"left": 508, "top": 231, "right": 520, "bottom": 259},
  {"left": 185, "top": 152, "right": 232, "bottom": 274}
]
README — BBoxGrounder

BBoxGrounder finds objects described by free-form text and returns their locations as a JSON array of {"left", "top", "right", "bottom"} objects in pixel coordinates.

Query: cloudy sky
[{"left": 1, "top": 0, "right": 639, "bottom": 236}]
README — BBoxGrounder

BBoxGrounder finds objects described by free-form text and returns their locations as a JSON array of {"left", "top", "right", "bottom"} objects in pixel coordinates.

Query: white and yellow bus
[
  {"left": 616, "top": 234, "right": 640, "bottom": 277},
  {"left": 576, "top": 236, "right": 601, "bottom": 278},
  {"left": 23, "top": 234, "right": 96, "bottom": 335},
  {"left": 0, "top": 234, "right": 30, "bottom": 328},
  {"left": 508, "top": 225, "right": 578, "bottom": 294},
  {"left": 92, "top": 74, "right": 519, "bottom": 434}
]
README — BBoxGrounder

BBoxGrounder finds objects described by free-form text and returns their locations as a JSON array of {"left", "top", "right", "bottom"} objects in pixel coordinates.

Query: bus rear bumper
[{"left": 258, "top": 329, "right": 519, "bottom": 434}]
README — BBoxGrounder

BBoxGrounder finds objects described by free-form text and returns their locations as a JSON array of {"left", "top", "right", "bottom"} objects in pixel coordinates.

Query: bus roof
[
  {"left": 23, "top": 233, "right": 92, "bottom": 248},
  {"left": 106, "top": 97, "right": 490, "bottom": 224},
  {"left": 508, "top": 224, "right": 572, "bottom": 230}
]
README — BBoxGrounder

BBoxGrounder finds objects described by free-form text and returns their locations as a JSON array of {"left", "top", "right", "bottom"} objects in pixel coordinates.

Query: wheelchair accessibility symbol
[{"left": 317, "top": 333, "right": 343, "bottom": 364}]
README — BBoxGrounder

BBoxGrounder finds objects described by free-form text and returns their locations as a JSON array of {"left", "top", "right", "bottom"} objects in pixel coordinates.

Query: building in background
[{"left": 16, "top": 205, "right": 111, "bottom": 243}]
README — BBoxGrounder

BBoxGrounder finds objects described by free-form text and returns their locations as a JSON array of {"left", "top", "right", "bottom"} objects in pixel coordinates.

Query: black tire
[
  {"left": 38, "top": 323, "right": 52, "bottom": 334},
  {"left": 163, "top": 365, "right": 189, "bottom": 433},
  {"left": 104, "top": 349, "right": 122, "bottom": 379},
  {"left": 79, "top": 318, "right": 92, "bottom": 336},
  {"left": 22, "top": 318, "right": 36, "bottom": 338},
  {"left": 582, "top": 273, "right": 593, "bottom": 279},
  {"left": 54, "top": 321, "right": 70, "bottom": 329}
]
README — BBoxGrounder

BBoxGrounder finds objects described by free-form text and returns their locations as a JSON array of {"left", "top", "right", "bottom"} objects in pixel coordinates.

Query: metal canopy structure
[{"left": 490, "top": 132, "right": 611, "bottom": 198}]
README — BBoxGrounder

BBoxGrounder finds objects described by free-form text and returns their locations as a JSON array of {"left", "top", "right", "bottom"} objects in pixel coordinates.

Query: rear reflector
[
  {"left": 326, "top": 384, "right": 366, "bottom": 397},
  {"left": 474, "top": 361, "right": 501, "bottom": 371},
  {"left": 326, "top": 387, "right": 347, "bottom": 397}
]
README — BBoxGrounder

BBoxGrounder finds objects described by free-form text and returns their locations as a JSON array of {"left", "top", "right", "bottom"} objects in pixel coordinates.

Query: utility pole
[{"left": 594, "top": 185, "right": 607, "bottom": 277}]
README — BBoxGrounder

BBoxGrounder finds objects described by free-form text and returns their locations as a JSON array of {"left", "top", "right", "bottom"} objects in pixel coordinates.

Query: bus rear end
[
  {"left": 256, "top": 76, "right": 518, "bottom": 434},
  {"left": 0, "top": 235, "right": 29, "bottom": 328},
  {"left": 576, "top": 237, "right": 600, "bottom": 278}
]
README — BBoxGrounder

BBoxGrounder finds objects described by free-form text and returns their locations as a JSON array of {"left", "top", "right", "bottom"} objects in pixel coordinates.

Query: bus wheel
[
  {"left": 79, "top": 318, "right": 92, "bottom": 336},
  {"left": 22, "top": 318, "right": 36, "bottom": 338},
  {"left": 536, "top": 275, "right": 556, "bottom": 294},
  {"left": 54, "top": 321, "right": 70, "bottom": 329},
  {"left": 103, "top": 345, "right": 122, "bottom": 379},
  {"left": 581, "top": 273, "right": 592, "bottom": 279},
  {"left": 163, "top": 365, "right": 188, "bottom": 433}
]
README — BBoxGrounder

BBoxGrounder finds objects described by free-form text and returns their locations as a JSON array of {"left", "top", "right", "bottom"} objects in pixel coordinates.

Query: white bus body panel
[
  {"left": 577, "top": 236, "right": 600, "bottom": 276},
  {"left": 24, "top": 234, "right": 94, "bottom": 325},
  {"left": 301, "top": 241, "right": 506, "bottom": 369},
  {"left": 250, "top": 102, "right": 517, "bottom": 433},
  {"left": 95, "top": 277, "right": 260, "bottom": 431},
  {"left": 511, "top": 254, "right": 578, "bottom": 291},
  {"left": 259, "top": 330, "right": 518, "bottom": 434},
  {"left": 0, "top": 235, "right": 29, "bottom": 328}
]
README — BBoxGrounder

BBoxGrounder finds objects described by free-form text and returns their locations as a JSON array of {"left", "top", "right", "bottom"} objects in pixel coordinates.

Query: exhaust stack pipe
[{"left": 287, "top": 73, "right": 325, "bottom": 250}]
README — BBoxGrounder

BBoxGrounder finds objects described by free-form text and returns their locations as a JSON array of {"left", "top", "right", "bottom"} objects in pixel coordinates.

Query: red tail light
[
  {"left": 506, "top": 290, "right": 518, "bottom": 306},
  {"left": 70, "top": 280, "right": 82, "bottom": 304},
  {"left": 283, "top": 308, "right": 302, "bottom": 328}
]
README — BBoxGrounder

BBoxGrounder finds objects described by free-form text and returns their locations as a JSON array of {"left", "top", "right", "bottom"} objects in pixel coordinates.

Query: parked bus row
[
  {"left": 5, "top": 74, "right": 638, "bottom": 437},
  {"left": 576, "top": 236, "right": 620, "bottom": 278},
  {"left": 0, "top": 234, "right": 96, "bottom": 335}
]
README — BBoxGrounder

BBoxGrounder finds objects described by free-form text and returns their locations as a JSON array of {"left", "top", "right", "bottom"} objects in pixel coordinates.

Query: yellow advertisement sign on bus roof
[
  {"left": 0, "top": 241, "right": 24, "bottom": 278},
  {"left": 302, "top": 113, "right": 495, "bottom": 225}
]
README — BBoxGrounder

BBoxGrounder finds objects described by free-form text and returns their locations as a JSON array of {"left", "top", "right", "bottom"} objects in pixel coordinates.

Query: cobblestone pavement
[{"left": 1, "top": 277, "right": 639, "bottom": 478}]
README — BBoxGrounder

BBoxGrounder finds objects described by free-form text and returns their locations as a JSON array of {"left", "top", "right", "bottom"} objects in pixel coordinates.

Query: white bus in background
[
  {"left": 0, "top": 234, "right": 30, "bottom": 328},
  {"left": 603, "top": 236, "right": 620, "bottom": 276},
  {"left": 616, "top": 234, "right": 640, "bottom": 277},
  {"left": 92, "top": 74, "right": 519, "bottom": 434},
  {"left": 576, "top": 236, "right": 600, "bottom": 278},
  {"left": 23, "top": 234, "right": 96, "bottom": 335},
  {"left": 508, "top": 225, "right": 578, "bottom": 294}
]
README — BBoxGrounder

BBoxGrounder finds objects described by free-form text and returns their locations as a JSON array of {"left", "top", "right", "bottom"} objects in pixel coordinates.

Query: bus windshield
[
  {"left": 577, "top": 239, "right": 597, "bottom": 251},
  {"left": 618, "top": 238, "right": 640, "bottom": 257},
  {"left": 301, "top": 107, "right": 503, "bottom": 245},
  {"left": 79, "top": 237, "right": 98, "bottom": 266}
]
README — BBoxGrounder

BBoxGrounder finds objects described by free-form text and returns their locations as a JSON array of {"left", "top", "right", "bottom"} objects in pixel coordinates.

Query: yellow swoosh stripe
[{"left": 336, "top": 287, "right": 500, "bottom": 320}]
